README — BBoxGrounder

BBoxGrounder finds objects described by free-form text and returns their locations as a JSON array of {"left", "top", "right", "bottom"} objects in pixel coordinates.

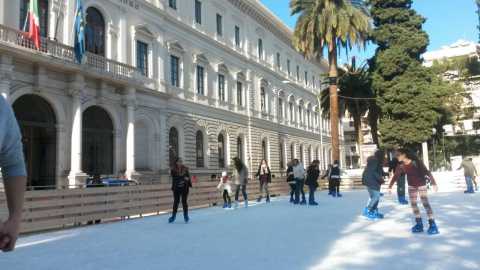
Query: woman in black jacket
[
  {"left": 169, "top": 158, "right": 192, "bottom": 223},
  {"left": 286, "top": 160, "right": 296, "bottom": 203},
  {"left": 305, "top": 160, "right": 320, "bottom": 205},
  {"left": 362, "top": 150, "right": 385, "bottom": 219},
  {"left": 256, "top": 159, "right": 272, "bottom": 203}
]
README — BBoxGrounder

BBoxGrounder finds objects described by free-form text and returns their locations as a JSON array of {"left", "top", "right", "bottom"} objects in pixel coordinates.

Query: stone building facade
[{"left": 0, "top": 0, "right": 343, "bottom": 188}]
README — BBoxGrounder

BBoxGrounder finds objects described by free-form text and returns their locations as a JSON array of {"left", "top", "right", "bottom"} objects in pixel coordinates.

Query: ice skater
[
  {"left": 286, "top": 160, "right": 296, "bottom": 203},
  {"left": 217, "top": 171, "right": 232, "bottom": 208},
  {"left": 0, "top": 95, "right": 27, "bottom": 252},
  {"left": 457, "top": 157, "right": 477, "bottom": 194},
  {"left": 255, "top": 159, "right": 272, "bottom": 203},
  {"left": 389, "top": 149, "right": 439, "bottom": 235},
  {"left": 362, "top": 150, "right": 385, "bottom": 219},
  {"left": 233, "top": 157, "right": 249, "bottom": 208},
  {"left": 168, "top": 158, "right": 192, "bottom": 223},
  {"left": 292, "top": 159, "right": 307, "bottom": 205},
  {"left": 389, "top": 157, "right": 408, "bottom": 204},
  {"left": 305, "top": 160, "right": 320, "bottom": 205},
  {"left": 323, "top": 160, "right": 342, "bottom": 197}
]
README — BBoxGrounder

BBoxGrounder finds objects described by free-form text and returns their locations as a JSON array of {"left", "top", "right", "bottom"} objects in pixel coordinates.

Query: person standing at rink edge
[{"left": 0, "top": 95, "right": 27, "bottom": 252}]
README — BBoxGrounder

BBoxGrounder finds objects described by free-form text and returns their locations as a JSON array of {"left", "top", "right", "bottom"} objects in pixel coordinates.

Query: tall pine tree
[{"left": 368, "top": 0, "right": 450, "bottom": 149}]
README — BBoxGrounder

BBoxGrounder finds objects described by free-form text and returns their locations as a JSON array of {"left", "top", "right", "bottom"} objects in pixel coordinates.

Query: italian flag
[{"left": 27, "top": 0, "right": 41, "bottom": 49}]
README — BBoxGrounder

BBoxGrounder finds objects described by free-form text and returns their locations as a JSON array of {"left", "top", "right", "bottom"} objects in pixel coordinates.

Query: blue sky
[{"left": 261, "top": 0, "right": 478, "bottom": 64}]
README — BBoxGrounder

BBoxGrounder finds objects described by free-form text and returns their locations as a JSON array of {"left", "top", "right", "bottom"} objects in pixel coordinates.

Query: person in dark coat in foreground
[
  {"left": 362, "top": 150, "right": 386, "bottom": 219},
  {"left": 169, "top": 158, "right": 192, "bottom": 224},
  {"left": 305, "top": 160, "right": 320, "bottom": 205}
]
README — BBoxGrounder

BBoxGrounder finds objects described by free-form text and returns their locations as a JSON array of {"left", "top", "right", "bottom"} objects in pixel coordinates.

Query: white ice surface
[{"left": 1, "top": 190, "right": 479, "bottom": 270}]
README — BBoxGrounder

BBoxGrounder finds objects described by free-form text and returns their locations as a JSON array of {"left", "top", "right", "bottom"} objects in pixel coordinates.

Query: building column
[
  {"left": 158, "top": 113, "right": 168, "bottom": 172},
  {"left": 68, "top": 75, "right": 87, "bottom": 187},
  {"left": 422, "top": 142, "right": 430, "bottom": 170},
  {"left": 124, "top": 87, "right": 137, "bottom": 179}
]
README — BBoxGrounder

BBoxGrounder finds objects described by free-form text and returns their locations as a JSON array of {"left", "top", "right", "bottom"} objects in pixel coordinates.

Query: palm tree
[
  {"left": 320, "top": 58, "right": 374, "bottom": 165},
  {"left": 291, "top": 0, "right": 370, "bottom": 162}
]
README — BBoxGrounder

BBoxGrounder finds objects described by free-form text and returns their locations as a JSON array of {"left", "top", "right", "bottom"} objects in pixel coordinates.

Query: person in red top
[{"left": 389, "top": 148, "right": 439, "bottom": 235}]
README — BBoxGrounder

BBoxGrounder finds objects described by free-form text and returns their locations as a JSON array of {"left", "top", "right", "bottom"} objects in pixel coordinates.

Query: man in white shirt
[
  {"left": 292, "top": 159, "right": 306, "bottom": 205},
  {"left": 0, "top": 96, "right": 26, "bottom": 252}
]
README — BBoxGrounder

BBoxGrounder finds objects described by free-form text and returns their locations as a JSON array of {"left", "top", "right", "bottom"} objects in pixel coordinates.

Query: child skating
[
  {"left": 217, "top": 171, "right": 232, "bottom": 209},
  {"left": 389, "top": 149, "right": 439, "bottom": 235}
]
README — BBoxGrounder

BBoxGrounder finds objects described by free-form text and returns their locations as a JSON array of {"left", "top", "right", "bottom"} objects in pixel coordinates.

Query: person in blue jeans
[
  {"left": 0, "top": 96, "right": 27, "bottom": 252},
  {"left": 458, "top": 158, "right": 477, "bottom": 194},
  {"left": 362, "top": 150, "right": 386, "bottom": 219},
  {"left": 292, "top": 159, "right": 306, "bottom": 205},
  {"left": 305, "top": 160, "right": 320, "bottom": 205}
]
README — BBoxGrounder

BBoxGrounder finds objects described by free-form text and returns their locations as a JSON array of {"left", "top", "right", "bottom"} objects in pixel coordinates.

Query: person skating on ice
[
  {"left": 233, "top": 157, "right": 249, "bottom": 208},
  {"left": 389, "top": 149, "right": 439, "bottom": 235},
  {"left": 322, "top": 164, "right": 334, "bottom": 195},
  {"left": 286, "top": 160, "right": 296, "bottom": 203},
  {"left": 389, "top": 157, "right": 408, "bottom": 204},
  {"left": 457, "top": 157, "right": 477, "bottom": 194},
  {"left": 217, "top": 171, "right": 232, "bottom": 208},
  {"left": 292, "top": 159, "right": 307, "bottom": 205},
  {"left": 0, "top": 96, "right": 27, "bottom": 252},
  {"left": 256, "top": 159, "right": 272, "bottom": 203},
  {"left": 169, "top": 158, "right": 192, "bottom": 224},
  {"left": 362, "top": 150, "right": 386, "bottom": 219},
  {"left": 324, "top": 160, "right": 342, "bottom": 197},
  {"left": 305, "top": 160, "right": 320, "bottom": 205}
]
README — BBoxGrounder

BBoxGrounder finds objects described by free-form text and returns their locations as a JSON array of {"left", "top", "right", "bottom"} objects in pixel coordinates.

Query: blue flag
[{"left": 74, "top": 0, "right": 85, "bottom": 63}]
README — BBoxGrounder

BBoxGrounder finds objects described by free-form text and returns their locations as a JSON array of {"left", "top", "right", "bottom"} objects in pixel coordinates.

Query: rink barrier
[{"left": 0, "top": 177, "right": 362, "bottom": 234}]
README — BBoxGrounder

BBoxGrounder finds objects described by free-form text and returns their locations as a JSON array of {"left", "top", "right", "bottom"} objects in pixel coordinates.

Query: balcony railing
[{"left": 0, "top": 24, "right": 139, "bottom": 81}]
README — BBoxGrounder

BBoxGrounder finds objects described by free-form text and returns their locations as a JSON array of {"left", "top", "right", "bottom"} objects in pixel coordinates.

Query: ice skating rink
[{"left": 1, "top": 190, "right": 479, "bottom": 270}]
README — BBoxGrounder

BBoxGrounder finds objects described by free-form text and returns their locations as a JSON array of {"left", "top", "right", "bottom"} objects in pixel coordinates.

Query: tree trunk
[{"left": 328, "top": 43, "right": 340, "bottom": 163}]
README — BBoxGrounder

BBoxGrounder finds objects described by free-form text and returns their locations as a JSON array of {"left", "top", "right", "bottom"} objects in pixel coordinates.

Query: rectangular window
[
  {"left": 218, "top": 74, "right": 225, "bottom": 101},
  {"left": 287, "top": 59, "right": 291, "bottom": 76},
  {"left": 289, "top": 102, "right": 294, "bottom": 122},
  {"left": 296, "top": 66, "right": 300, "bottom": 81},
  {"left": 236, "top": 81, "right": 243, "bottom": 107},
  {"left": 258, "top": 39, "right": 263, "bottom": 60},
  {"left": 312, "top": 75, "right": 316, "bottom": 88},
  {"left": 305, "top": 71, "right": 308, "bottom": 86},
  {"left": 235, "top": 26, "right": 240, "bottom": 47},
  {"left": 20, "top": 0, "right": 48, "bottom": 38},
  {"left": 216, "top": 13, "right": 223, "bottom": 36},
  {"left": 276, "top": 52, "right": 281, "bottom": 69},
  {"left": 170, "top": 55, "right": 180, "bottom": 87},
  {"left": 278, "top": 98, "right": 284, "bottom": 119},
  {"left": 136, "top": 40, "right": 148, "bottom": 76},
  {"left": 195, "top": 0, "right": 202, "bottom": 24},
  {"left": 196, "top": 65, "right": 205, "bottom": 95},
  {"left": 169, "top": 0, "right": 176, "bottom": 9}
]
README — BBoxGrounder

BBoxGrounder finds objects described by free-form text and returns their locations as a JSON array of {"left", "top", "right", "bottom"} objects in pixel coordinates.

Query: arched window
[
  {"left": 261, "top": 139, "right": 268, "bottom": 161},
  {"left": 169, "top": 127, "right": 179, "bottom": 168},
  {"left": 260, "top": 87, "right": 266, "bottom": 112},
  {"left": 237, "top": 136, "right": 244, "bottom": 161},
  {"left": 279, "top": 142, "right": 285, "bottom": 169},
  {"left": 196, "top": 131, "right": 205, "bottom": 168},
  {"left": 218, "top": 133, "right": 226, "bottom": 168},
  {"left": 85, "top": 7, "right": 105, "bottom": 56}
]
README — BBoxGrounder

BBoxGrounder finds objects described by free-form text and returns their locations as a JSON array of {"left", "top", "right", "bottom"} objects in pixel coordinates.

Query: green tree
[
  {"left": 368, "top": 0, "right": 451, "bottom": 149},
  {"left": 291, "top": 0, "right": 370, "bottom": 162}
]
